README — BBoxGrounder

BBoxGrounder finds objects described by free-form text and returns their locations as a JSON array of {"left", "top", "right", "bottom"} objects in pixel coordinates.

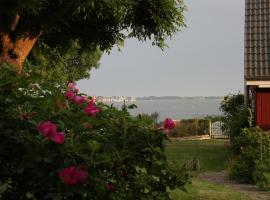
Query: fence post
[{"left": 209, "top": 121, "right": 212, "bottom": 138}]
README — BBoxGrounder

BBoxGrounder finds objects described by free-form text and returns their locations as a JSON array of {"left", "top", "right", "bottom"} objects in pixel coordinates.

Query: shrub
[
  {"left": 221, "top": 93, "right": 270, "bottom": 190},
  {"left": 253, "top": 160, "right": 270, "bottom": 190},
  {"left": 228, "top": 127, "right": 270, "bottom": 186},
  {"left": 228, "top": 156, "right": 253, "bottom": 183},
  {"left": 0, "top": 65, "right": 189, "bottom": 199},
  {"left": 219, "top": 94, "right": 252, "bottom": 142},
  {"left": 169, "top": 119, "right": 210, "bottom": 137}
]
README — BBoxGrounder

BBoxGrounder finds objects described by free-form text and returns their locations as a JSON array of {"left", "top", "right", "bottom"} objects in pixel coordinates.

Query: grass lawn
[
  {"left": 170, "top": 179, "right": 253, "bottom": 200},
  {"left": 165, "top": 139, "right": 254, "bottom": 200},
  {"left": 165, "top": 139, "right": 230, "bottom": 172}
]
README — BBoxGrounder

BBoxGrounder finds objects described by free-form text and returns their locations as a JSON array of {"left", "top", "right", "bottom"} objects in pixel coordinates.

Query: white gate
[{"left": 209, "top": 121, "right": 229, "bottom": 139}]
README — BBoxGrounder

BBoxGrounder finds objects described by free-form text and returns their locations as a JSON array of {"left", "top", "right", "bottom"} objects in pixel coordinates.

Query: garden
[
  {"left": 0, "top": 65, "right": 190, "bottom": 199},
  {"left": 165, "top": 94, "right": 270, "bottom": 200},
  {"left": 0, "top": 1, "right": 270, "bottom": 200},
  {"left": 0, "top": 1, "right": 191, "bottom": 199},
  {"left": 165, "top": 139, "right": 270, "bottom": 200}
]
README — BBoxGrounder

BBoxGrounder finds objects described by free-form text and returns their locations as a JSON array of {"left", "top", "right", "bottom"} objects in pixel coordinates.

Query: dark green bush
[
  {"left": 228, "top": 156, "right": 254, "bottom": 183},
  {"left": 169, "top": 119, "right": 210, "bottom": 137},
  {"left": 220, "top": 93, "right": 270, "bottom": 190},
  {"left": 253, "top": 160, "right": 270, "bottom": 190},
  {"left": 228, "top": 127, "right": 270, "bottom": 186},
  {"left": 220, "top": 94, "right": 252, "bottom": 142},
  {"left": 0, "top": 65, "right": 189, "bottom": 199}
]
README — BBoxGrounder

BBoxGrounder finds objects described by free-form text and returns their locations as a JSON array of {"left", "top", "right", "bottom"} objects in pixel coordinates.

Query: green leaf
[
  {"left": 88, "top": 140, "right": 101, "bottom": 152},
  {"left": 26, "top": 192, "right": 35, "bottom": 199},
  {"left": 0, "top": 183, "right": 8, "bottom": 194}
]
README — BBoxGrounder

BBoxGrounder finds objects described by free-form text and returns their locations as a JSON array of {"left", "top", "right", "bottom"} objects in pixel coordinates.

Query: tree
[
  {"left": 25, "top": 40, "right": 102, "bottom": 83},
  {"left": 0, "top": 0, "right": 185, "bottom": 74},
  {"left": 220, "top": 93, "right": 252, "bottom": 143}
]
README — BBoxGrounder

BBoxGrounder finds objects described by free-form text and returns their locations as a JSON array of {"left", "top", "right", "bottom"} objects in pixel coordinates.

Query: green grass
[
  {"left": 165, "top": 139, "right": 253, "bottom": 200},
  {"left": 165, "top": 139, "right": 230, "bottom": 171},
  {"left": 170, "top": 179, "right": 253, "bottom": 200}
]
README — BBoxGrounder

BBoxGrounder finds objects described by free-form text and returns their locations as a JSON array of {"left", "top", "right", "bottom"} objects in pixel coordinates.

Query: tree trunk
[{"left": 0, "top": 33, "right": 38, "bottom": 74}]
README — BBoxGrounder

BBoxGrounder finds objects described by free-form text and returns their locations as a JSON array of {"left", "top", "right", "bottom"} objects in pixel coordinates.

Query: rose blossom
[
  {"left": 65, "top": 91, "right": 75, "bottom": 101},
  {"left": 85, "top": 98, "right": 95, "bottom": 105},
  {"left": 68, "top": 82, "right": 79, "bottom": 93},
  {"left": 74, "top": 88, "right": 79, "bottom": 93},
  {"left": 74, "top": 96, "right": 85, "bottom": 105},
  {"left": 38, "top": 121, "right": 57, "bottom": 138},
  {"left": 68, "top": 82, "right": 76, "bottom": 90},
  {"left": 50, "top": 132, "right": 65, "bottom": 144},
  {"left": 38, "top": 121, "right": 65, "bottom": 144},
  {"left": 163, "top": 118, "right": 176, "bottom": 130},
  {"left": 84, "top": 104, "right": 100, "bottom": 117},
  {"left": 59, "top": 165, "right": 87, "bottom": 186}
]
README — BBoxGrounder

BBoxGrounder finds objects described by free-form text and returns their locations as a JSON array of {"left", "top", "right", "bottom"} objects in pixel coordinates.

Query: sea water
[{"left": 104, "top": 98, "right": 223, "bottom": 121}]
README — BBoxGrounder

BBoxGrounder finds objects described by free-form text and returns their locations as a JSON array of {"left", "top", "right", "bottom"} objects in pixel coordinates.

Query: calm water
[{"left": 105, "top": 99, "right": 223, "bottom": 121}]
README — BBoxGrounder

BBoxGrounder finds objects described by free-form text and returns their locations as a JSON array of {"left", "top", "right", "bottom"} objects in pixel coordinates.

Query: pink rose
[
  {"left": 74, "top": 96, "right": 85, "bottom": 105},
  {"left": 163, "top": 118, "right": 176, "bottom": 130},
  {"left": 74, "top": 88, "right": 79, "bottom": 93},
  {"left": 38, "top": 121, "right": 57, "bottom": 138},
  {"left": 59, "top": 165, "right": 87, "bottom": 186},
  {"left": 38, "top": 121, "right": 65, "bottom": 144},
  {"left": 84, "top": 104, "right": 100, "bottom": 117},
  {"left": 68, "top": 82, "right": 76, "bottom": 90},
  {"left": 85, "top": 98, "right": 95, "bottom": 105},
  {"left": 50, "top": 132, "right": 65, "bottom": 144},
  {"left": 67, "top": 82, "right": 79, "bottom": 93},
  {"left": 65, "top": 91, "right": 75, "bottom": 101}
]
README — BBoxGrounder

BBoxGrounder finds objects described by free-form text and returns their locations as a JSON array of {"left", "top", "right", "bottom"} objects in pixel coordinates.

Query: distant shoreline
[
  {"left": 136, "top": 96, "right": 224, "bottom": 101},
  {"left": 97, "top": 96, "right": 224, "bottom": 102}
]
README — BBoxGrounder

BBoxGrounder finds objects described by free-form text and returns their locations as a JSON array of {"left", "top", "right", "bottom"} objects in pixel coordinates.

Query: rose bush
[
  {"left": 0, "top": 64, "right": 189, "bottom": 199},
  {"left": 164, "top": 118, "right": 176, "bottom": 131}
]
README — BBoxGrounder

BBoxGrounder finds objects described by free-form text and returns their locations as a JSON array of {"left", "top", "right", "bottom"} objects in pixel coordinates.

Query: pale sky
[{"left": 78, "top": 0, "right": 245, "bottom": 97}]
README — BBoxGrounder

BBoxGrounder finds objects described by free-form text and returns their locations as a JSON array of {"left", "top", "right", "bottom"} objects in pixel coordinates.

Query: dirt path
[
  {"left": 169, "top": 135, "right": 211, "bottom": 141},
  {"left": 199, "top": 172, "right": 270, "bottom": 200}
]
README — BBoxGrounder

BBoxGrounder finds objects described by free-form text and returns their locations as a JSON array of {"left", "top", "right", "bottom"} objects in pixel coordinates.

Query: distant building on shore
[
  {"left": 244, "top": 0, "right": 270, "bottom": 130},
  {"left": 96, "top": 96, "right": 136, "bottom": 102}
]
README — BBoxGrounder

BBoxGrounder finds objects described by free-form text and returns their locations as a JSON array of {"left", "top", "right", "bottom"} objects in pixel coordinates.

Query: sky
[{"left": 78, "top": 0, "right": 245, "bottom": 97}]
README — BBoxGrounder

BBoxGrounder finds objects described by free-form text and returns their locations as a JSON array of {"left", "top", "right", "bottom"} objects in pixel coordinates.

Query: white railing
[{"left": 209, "top": 121, "right": 229, "bottom": 139}]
